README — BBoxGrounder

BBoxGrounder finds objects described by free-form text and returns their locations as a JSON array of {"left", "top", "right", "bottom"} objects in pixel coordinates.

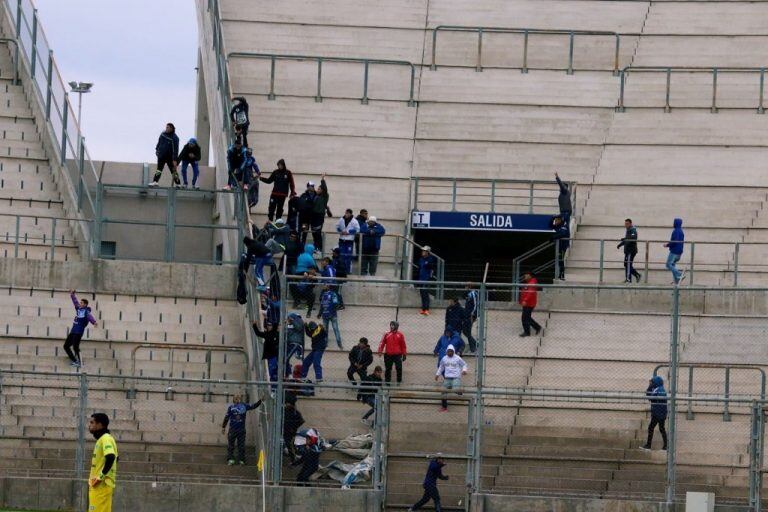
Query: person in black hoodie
[
  {"left": 230, "top": 96, "right": 250, "bottom": 147},
  {"left": 178, "top": 137, "right": 202, "bottom": 189},
  {"left": 282, "top": 402, "right": 305, "bottom": 462},
  {"left": 617, "top": 218, "right": 641, "bottom": 283},
  {"left": 297, "top": 181, "right": 317, "bottom": 233},
  {"left": 444, "top": 298, "right": 464, "bottom": 336},
  {"left": 555, "top": 172, "right": 572, "bottom": 221},
  {"left": 149, "top": 123, "right": 180, "bottom": 187},
  {"left": 261, "top": 159, "right": 297, "bottom": 221},
  {"left": 347, "top": 337, "right": 374, "bottom": 383},
  {"left": 358, "top": 365, "right": 383, "bottom": 426},
  {"left": 253, "top": 321, "right": 279, "bottom": 382},
  {"left": 409, "top": 455, "right": 449, "bottom": 512}
]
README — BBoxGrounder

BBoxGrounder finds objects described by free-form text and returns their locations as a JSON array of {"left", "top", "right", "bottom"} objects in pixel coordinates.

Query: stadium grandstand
[{"left": 1, "top": 0, "right": 768, "bottom": 511}]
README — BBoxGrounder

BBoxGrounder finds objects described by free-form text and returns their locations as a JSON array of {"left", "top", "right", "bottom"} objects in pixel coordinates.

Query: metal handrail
[
  {"left": 411, "top": 176, "right": 576, "bottom": 214},
  {"left": 226, "top": 51, "right": 417, "bottom": 106},
  {"left": 0, "top": 36, "right": 19, "bottom": 83},
  {"left": 129, "top": 343, "right": 249, "bottom": 380},
  {"left": 432, "top": 25, "right": 621, "bottom": 75},
  {"left": 654, "top": 363, "right": 766, "bottom": 421},
  {"left": 617, "top": 65, "right": 768, "bottom": 113}
]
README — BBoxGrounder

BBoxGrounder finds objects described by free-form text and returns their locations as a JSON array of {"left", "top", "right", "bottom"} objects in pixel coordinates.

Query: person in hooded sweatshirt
[
  {"left": 301, "top": 321, "right": 328, "bottom": 382},
  {"left": 408, "top": 455, "right": 449, "bottom": 512},
  {"left": 253, "top": 320, "right": 279, "bottom": 382},
  {"left": 260, "top": 159, "right": 296, "bottom": 221},
  {"left": 347, "top": 337, "right": 374, "bottom": 383},
  {"left": 64, "top": 290, "right": 98, "bottom": 368},
  {"left": 434, "top": 328, "right": 465, "bottom": 364},
  {"left": 664, "top": 218, "right": 686, "bottom": 284},
  {"left": 285, "top": 313, "right": 305, "bottom": 377},
  {"left": 230, "top": 96, "right": 250, "bottom": 147},
  {"left": 555, "top": 172, "right": 572, "bottom": 221},
  {"left": 294, "top": 243, "right": 317, "bottom": 275},
  {"left": 149, "top": 123, "right": 180, "bottom": 187},
  {"left": 641, "top": 375, "right": 668, "bottom": 451},
  {"left": 221, "top": 394, "right": 263, "bottom": 465},
  {"left": 436, "top": 344, "right": 468, "bottom": 411},
  {"left": 377, "top": 321, "right": 407, "bottom": 384},
  {"left": 444, "top": 297, "right": 464, "bottom": 335},
  {"left": 336, "top": 209, "right": 360, "bottom": 274},
  {"left": 178, "top": 137, "right": 202, "bottom": 189}
]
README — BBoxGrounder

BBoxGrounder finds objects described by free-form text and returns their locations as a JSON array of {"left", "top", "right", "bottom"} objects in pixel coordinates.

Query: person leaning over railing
[{"left": 177, "top": 137, "right": 201, "bottom": 189}]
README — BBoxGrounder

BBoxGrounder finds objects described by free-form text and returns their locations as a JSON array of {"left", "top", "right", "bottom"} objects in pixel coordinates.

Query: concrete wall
[
  {"left": 0, "top": 258, "right": 236, "bottom": 299},
  {"left": 474, "top": 494, "right": 749, "bottom": 512},
  {"left": 0, "top": 478, "right": 376, "bottom": 512}
]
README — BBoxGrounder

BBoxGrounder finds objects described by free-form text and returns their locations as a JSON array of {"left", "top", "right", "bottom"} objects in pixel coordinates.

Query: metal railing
[
  {"left": 431, "top": 25, "right": 621, "bottom": 75},
  {"left": 411, "top": 176, "right": 577, "bottom": 215},
  {"left": 654, "top": 363, "right": 766, "bottom": 421},
  {"left": 0, "top": 211, "right": 87, "bottom": 258},
  {"left": 3, "top": 0, "right": 99, "bottom": 239},
  {"left": 226, "top": 52, "right": 417, "bottom": 106},
  {"left": 617, "top": 66, "right": 768, "bottom": 113}
]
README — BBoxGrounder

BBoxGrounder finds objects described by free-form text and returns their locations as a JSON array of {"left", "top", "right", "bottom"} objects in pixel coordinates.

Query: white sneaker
[
  {"left": 678, "top": 271, "right": 687, "bottom": 283},
  {"left": 147, "top": 182, "right": 158, "bottom": 187},
  {"left": 222, "top": 185, "right": 232, "bottom": 191}
]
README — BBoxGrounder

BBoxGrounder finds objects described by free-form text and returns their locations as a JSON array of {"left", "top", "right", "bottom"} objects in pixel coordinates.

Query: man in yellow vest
[{"left": 88, "top": 413, "right": 118, "bottom": 512}]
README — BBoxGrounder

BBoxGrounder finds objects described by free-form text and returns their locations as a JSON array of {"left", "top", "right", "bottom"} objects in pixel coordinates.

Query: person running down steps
[{"left": 64, "top": 290, "right": 98, "bottom": 368}]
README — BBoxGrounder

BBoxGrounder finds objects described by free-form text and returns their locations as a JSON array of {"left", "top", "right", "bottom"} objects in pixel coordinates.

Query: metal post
[
  {"left": 30, "top": 9, "right": 38, "bottom": 78},
  {"left": 476, "top": 29, "right": 483, "bottom": 72},
  {"left": 490, "top": 180, "right": 496, "bottom": 212},
  {"left": 759, "top": 68, "right": 765, "bottom": 114},
  {"left": 272, "top": 271, "right": 289, "bottom": 483},
  {"left": 60, "top": 94, "right": 69, "bottom": 163},
  {"left": 315, "top": 58, "right": 323, "bottom": 102},
  {"left": 613, "top": 35, "right": 620, "bottom": 76},
  {"left": 522, "top": 30, "right": 529, "bottom": 73},
  {"left": 78, "top": 137, "right": 85, "bottom": 211},
  {"left": 723, "top": 367, "right": 731, "bottom": 422},
  {"left": 430, "top": 28, "right": 438, "bottom": 70},
  {"left": 13, "top": 215, "right": 19, "bottom": 257},
  {"left": 711, "top": 68, "right": 718, "bottom": 113},
  {"left": 554, "top": 241, "right": 560, "bottom": 280},
  {"left": 689, "top": 242, "right": 695, "bottom": 285},
  {"left": 665, "top": 285, "right": 680, "bottom": 505},
  {"left": 451, "top": 178, "right": 457, "bottom": 212},
  {"left": 749, "top": 401, "right": 764, "bottom": 512},
  {"left": 372, "top": 391, "right": 383, "bottom": 511},
  {"left": 567, "top": 32, "right": 575, "bottom": 75},
  {"left": 361, "top": 60, "right": 370, "bottom": 104},
  {"left": 734, "top": 242, "right": 740, "bottom": 286},
  {"left": 617, "top": 70, "right": 626, "bottom": 112},
  {"left": 408, "top": 65, "right": 416, "bottom": 107},
  {"left": 358, "top": 234, "right": 363, "bottom": 275},
  {"left": 268, "top": 55, "right": 276, "bottom": 100},
  {"left": 50, "top": 217, "right": 56, "bottom": 261},
  {"left": 74, "top": 372, "right": 88, "bottom": 511},
  {"left": 45, "top": 51, "right": 53, "bottom": 119},
  {"left": 165, "top": 187, "right": 176, "bottom": 261},
  {"left": 664, "top": 68, "right": 672, "bottom": 113},
  {"left": 686, "top": 366, "right": 694, "bottom": 420},
  {"left": 598, "top": 239, "right": 605, "bottom": 283},
  {"left": 14, "top": 0, "right": 21, "bottom": 41},
  {"left": 528, "top": 182, "right": 534, "bottom": 214},
  {"left": 94, "top": 182, "right": 103, "bottom": 257},
  {"left": 465, "top": 400, "right": 476, "bottom": 493}
]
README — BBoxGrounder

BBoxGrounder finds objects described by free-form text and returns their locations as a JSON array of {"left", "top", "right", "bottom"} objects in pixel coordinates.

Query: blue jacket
[
  {"left": 321, "top": 263, "right": 337, "bottom": 284},
  {"left": 465, "top": 289, "right": 478, "bottom": 320},
  {"left": 667, "top": 218, "right": 684, "bottom": 256},
  {"left": 227, "top": 144, "right": 247, "bottom": 172},
  {"left": 319, "top": 290, "right": 340, "bottom": 320},
  {"left": 264, "top": 297, "right": 281, "bottom": 326},
  {"left": 360, "top": 222, "right": 386, "bottom": 254},
  {"left": 222, "top": 401, "right": 261, "bottom": 432},
  {"left": 295, "top": 244, "right": 317, "bottom": 274},
  {"left": 423, "top": 459, "right": 448, "bottom": 488},
  {"left": 445, "top": 303, "right": 465, "bottom": 333},
  {"left": 155, "top": 131, "right": 179, "bottom": 159},
  {"left": 433, "top": 332, "right": 464, "bottom": 361},
  {"left": 647, "top": 376, "right": 668, "bottom": 419},
  {"left": 418, "top": 254, "right": 437, "bottom": 281},
  {"left": 551, "top": 217, "right": 570, "bottom": 250}
]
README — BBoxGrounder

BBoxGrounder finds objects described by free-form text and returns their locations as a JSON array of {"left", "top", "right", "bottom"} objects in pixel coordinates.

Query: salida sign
[{"left": 411, "top": 210, "right": 553, "bottom": 232}]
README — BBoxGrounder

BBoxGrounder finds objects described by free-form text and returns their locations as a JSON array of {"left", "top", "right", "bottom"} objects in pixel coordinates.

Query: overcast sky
[{"left": 34, "top": 0, "right": 198, "bottom": 163}]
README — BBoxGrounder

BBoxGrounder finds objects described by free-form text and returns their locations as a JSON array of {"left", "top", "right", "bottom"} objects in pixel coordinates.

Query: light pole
[{"left": 68, "top": 81, "right": 93, "bottom": 130}]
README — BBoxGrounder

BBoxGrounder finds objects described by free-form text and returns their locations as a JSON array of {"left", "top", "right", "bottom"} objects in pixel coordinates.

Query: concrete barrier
[{"left": 472, "top": 494, "right": 749, "bottom": 512}]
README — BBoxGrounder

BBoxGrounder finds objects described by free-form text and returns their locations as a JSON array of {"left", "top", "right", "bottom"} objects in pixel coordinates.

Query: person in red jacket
[
  {"left": 377, "top": 321, "right": 407, "bottom": 384},
  {"left": 519, "top": 272, "right": 542, "bottom": 337}
]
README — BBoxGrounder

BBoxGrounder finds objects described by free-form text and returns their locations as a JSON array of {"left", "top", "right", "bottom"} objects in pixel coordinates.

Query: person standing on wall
[
  {"left": 408, "top": 455, "right": 449, "bottom": 512},
  {"left": 377, "top": 321, "right": 407, "bottom": 385},
  {"left": 88, "top": 413, "right": 118, "bottom": 512},
  {"left": 555, "top": 172, "right": 572, "bottom": 222},
  {"left": 221, "top": 394, "right": 263, "bottom": 465},
  {"left": 336, "top": 209, "right": 360, "bottom": 274},
  {"left": 417, "top": 247, "right": 438, "bottom": 315},
  {"left": 550, "top": 216, "right": 570, "bottom": 281},
  {"left": 664, "top": 218, "right": 686, "bottom": 285},
  {"left": 230, "top": 96, "right": 250, "bottom": 147},
  {"left": 641, "top": 375, "right": 668, "bottom": 451},
  {"left": 518, "top": 272, "right": 542, "bottom": 338},
  {"left": 260, "top": 159, "right": 296, "bottom": 221},
  {"left": 149, "top": 123, "right": 180, "bottom": 187},
  {"left": 64, "top": 290, "right": 97, "bottom": 368},
  {"left": 177, "top": 137, "right": 201, "bottom": 189},
  {"left": 617, "top": 218, "right": 642, "bottom": 283}
]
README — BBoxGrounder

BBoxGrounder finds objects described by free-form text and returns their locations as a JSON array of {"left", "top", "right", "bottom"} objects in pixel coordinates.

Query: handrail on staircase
[{"left": 226, "top": 51, "right": 417, "bottom": 106}]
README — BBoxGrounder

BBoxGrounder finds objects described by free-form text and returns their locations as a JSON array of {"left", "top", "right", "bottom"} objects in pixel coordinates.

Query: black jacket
[
  {"left": 239, "top": 238, "right": 271, "bottom": 273},
  {"left": 555, "top": 175, "right": 572, "bottom": 214},
  {"left": 617, "top": 226, "right": 639, "bottom": 254},
  {"left": 283, "top": 406, "right": 305, "bottom": 435},
  {"left": 178, "top": 142, "right": 201, "bottom": 163},
  {"left": 358, "top": 373, "right": 383, "bottom": 398},
  {"left": 305, "top": 324, "right": 328, "bottom": 351},
  {"left": 445, "top": 303, "right": 465, "bottom": 332},
  {"left": 260, "top": 161, "right": 296, "bottom": 198},
  {"left": 253, "top": 324, "right": 279, "bottom": 360},
  {"left": 230, "top": 96, "right": 250, "bottom": 127},
  {"left": 551, "top": 218, "right": 570, "bottom": 250},
  {"left": 348, "top": 345, "right": 373, "bottom": 369},
  {"left": 155, "top": 131, "right": 179, "bottom": 160}
]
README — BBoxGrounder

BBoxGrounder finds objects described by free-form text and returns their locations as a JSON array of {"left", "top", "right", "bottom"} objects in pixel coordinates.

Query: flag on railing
[{"left": 257, "top": 449, "right": 265, "bottom": 472}]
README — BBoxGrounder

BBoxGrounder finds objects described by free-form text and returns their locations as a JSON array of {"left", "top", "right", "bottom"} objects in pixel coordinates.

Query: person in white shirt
[
  {"left": 335, "top": 209, "right": 360, "bottom": 274},
  {"left": 435, "top": 344, "right": 468, "bottom": 412}
]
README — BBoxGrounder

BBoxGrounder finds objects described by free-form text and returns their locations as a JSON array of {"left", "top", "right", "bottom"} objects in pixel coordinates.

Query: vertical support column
[
  {"left": 165, "top": 186, "right": 176, "bottom": 261},
  {"left": 30, "top": 9, "right": 38, "bottom": 78},
  {"left": 465, "top": 399, "right": 476, "bottom": 496},
  {"left": 476, "top": 29, "right": 483, "bottom": 72},
  {"left": 94, "top": 182, "right": 103, "bottom": 258},
  {"left": 554, "top": 242, "right": 560, "bottom": 280},
  {"left": 749, "top": 401, "right": 764, "bottom": 512},
  {"left": 13, "top": 215, "right": 19, "bottom": 257},
  {"left": 665, "top": 285, "right": 681, "bottom": 506},
  {"left": 271, "top": 271, "right": 289, "bottom": 484},
  {"left": 50, "top": 217, "right": 56, "bottom": 261},
  {"left": 734, "top": 242, "right": 740, "bottom": 286},
  {"left": 60, "top": 94, "right": 69, "bottom": 164},
  {"left": 490, "top": 180, "right": 496, "bottom": 212},
  {"left": 598, "top": 239, "right": 605, "bottom": 283},
  {"left": 521, "top": 30, "right": 529, "bottom": 73},
  {"left": 723, "top": 367, "right": 731, "bottom": 422},
  {"left": 268, "top": 55, "right": 276, "bottom": 100},
  {"left": 315, "top": 58, "right": 323, "bottom": 103},
  {"left": 689, "top": 242, "right": 695, "bottom": 285},
  {"left": 528, "top": 182, "right": 534, "bottom": 214},
  {"left": 430, "top": 29, "right": 438, "bottom": 70},
  {"left": 617, "top": 70, "right": 626, "bottom": 112},
  {"left": 408, "top": 65, "right": 416, "bottom": 107},
  {"left": 372, "top": 391, "right": 384, "bottom": 511},
  {"left": 361, "top": 60, "right": 370, "bottom": 104},
  {"left": 77, "top": 137, "right": 85, "bottom": 211},
  {"left": 664, "top": 68, "right": 672, "bottom": 113},
  {"left": 759, "top": 68, "right": 765, "bottom": 114},
  {"left": 613, "top": 35, "right": 620, "bottom": 76},
  {"left": 567, "top": 32, "right": 575, "bottom": 75},
  {"left": 644, "top": 241, "right": 650, "bottom": 283},
  {"left": 451, "top": 178, "right": 457, "bottom": 211},
  {"left": 45, "top": 50, "right": 53, "bottom": 119},
  {"left": 711, "top": 68, "right": 719, "bottom": 113},
  {"left": 74, "top": 372, "right": 88, "bottom": 512}
]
